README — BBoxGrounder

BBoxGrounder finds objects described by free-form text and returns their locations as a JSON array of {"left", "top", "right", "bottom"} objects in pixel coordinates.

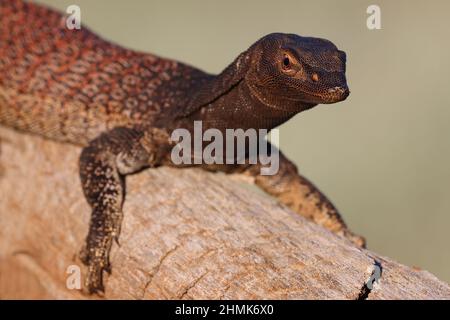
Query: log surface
[{"left": 0, "top": 126, "right": 449, "bottom": 300}]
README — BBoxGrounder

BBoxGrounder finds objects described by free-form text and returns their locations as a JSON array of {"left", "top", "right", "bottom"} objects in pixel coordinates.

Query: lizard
[{"left": 0, "top": 0, "right": 365, "bottom": 294}]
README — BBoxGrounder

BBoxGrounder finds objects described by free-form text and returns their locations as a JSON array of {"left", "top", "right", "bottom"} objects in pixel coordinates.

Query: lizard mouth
[{"left": 303, "top": 86, "right": 350, "bottom": 104}]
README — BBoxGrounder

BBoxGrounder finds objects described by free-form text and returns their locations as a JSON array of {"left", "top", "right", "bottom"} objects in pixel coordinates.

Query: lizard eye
[{"left": 282, "top": 55, "right": 291, "bottom": 69}]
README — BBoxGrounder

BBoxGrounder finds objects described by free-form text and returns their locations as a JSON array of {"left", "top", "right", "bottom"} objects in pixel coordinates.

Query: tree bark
[{"left": 0, "top": 126, "right": 449, "bottom": 300}]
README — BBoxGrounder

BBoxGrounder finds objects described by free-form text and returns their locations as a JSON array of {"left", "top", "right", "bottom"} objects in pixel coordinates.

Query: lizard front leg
[{"left": 79, "top": 126, "right": 170, "bottom": 293}]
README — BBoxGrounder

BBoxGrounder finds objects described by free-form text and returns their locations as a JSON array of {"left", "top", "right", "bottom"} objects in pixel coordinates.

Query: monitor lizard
[{"left": 0, "top": 0, "right": 365, "bottom": 294}]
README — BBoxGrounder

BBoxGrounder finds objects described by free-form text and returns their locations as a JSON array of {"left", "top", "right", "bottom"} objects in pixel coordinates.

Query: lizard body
[{"left": 0, "top": 0, "right": 364, "bottom": 293}]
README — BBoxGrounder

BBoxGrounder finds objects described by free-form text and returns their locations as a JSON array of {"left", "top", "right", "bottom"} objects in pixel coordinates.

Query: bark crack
[
  {"left": 357, "top": 260, "right": 383, "bottom": 300},
  {"left": 140, "top": 245, "right": 179, "bottom": 299},
  {"left": 179, "top": 271, "right": 209, "bottom": 299}
]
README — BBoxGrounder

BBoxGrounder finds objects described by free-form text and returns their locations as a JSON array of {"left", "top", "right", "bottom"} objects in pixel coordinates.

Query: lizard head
[
  {"left": 246, "top": 33, "right": 349, "bottom": 106},
  {"left": 181, "top": 33, "right": 349, "bottom": 125}
]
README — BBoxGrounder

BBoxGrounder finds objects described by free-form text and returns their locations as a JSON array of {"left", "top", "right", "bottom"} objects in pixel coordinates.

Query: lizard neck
[{"left": 175, "top": 78, "right": 316, "bottom": 133}]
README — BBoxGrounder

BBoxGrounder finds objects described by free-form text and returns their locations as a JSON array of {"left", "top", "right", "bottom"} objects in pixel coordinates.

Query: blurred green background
[{"left": 35, "top": 0, "right": 450, "bottom": 282}]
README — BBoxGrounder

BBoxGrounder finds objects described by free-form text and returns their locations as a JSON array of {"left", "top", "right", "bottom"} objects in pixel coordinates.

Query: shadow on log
[{"left": 0, "top": 126, "right": 449, "bottom": 299}]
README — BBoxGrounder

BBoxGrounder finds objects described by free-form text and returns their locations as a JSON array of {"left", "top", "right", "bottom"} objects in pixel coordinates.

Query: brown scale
[{"left": 0, "top": 0, "right": 364, "bottom": 294}]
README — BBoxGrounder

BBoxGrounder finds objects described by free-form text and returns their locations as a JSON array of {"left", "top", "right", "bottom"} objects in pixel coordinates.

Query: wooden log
[{"left": 0, "top": 126, "right": 449, "bottom": 299}]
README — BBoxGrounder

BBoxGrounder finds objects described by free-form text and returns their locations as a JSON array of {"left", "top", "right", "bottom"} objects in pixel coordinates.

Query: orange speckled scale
[{"left": 0, "top": 0, "right": 205, "bottom": 145}]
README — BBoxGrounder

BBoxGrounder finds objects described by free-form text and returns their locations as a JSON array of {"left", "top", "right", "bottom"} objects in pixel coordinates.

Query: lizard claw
[
  {"left": 85, "top": 263, "right": 105, "bottom": 295},
  {"left": 113, "top": 235, "right": 120, "bottom": 247},
  {"left": 79, "top": 243, "right": 112, "bottom": 293},
  {"left": 342, "top": 230, "right": 367, "bottom": 248},
  {"left": 79, "top": 244, "right": 90, "bottom": 265}
]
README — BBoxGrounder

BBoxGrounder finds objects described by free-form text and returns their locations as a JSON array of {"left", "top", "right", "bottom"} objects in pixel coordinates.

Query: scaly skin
[{"left": 0, "top": 0, "right": 365, "bottom": 294}]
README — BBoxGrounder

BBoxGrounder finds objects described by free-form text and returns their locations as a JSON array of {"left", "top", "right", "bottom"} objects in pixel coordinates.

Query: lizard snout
[{"left": 327, "top": 86, "right": 350, "bottom": 102}]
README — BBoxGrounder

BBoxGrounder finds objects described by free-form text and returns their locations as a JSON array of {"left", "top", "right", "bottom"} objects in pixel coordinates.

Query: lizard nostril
[{"left": 311, "top": 73, "right": 319, "bottom": 82}]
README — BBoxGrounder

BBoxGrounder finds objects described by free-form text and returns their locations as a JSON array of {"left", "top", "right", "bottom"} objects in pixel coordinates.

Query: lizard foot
[
  {"left": 341, "top": 229, "right": 366, "bottom": 248},
  {"left": 79, "top": 236, "right": 113, "bottom": 295}
]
